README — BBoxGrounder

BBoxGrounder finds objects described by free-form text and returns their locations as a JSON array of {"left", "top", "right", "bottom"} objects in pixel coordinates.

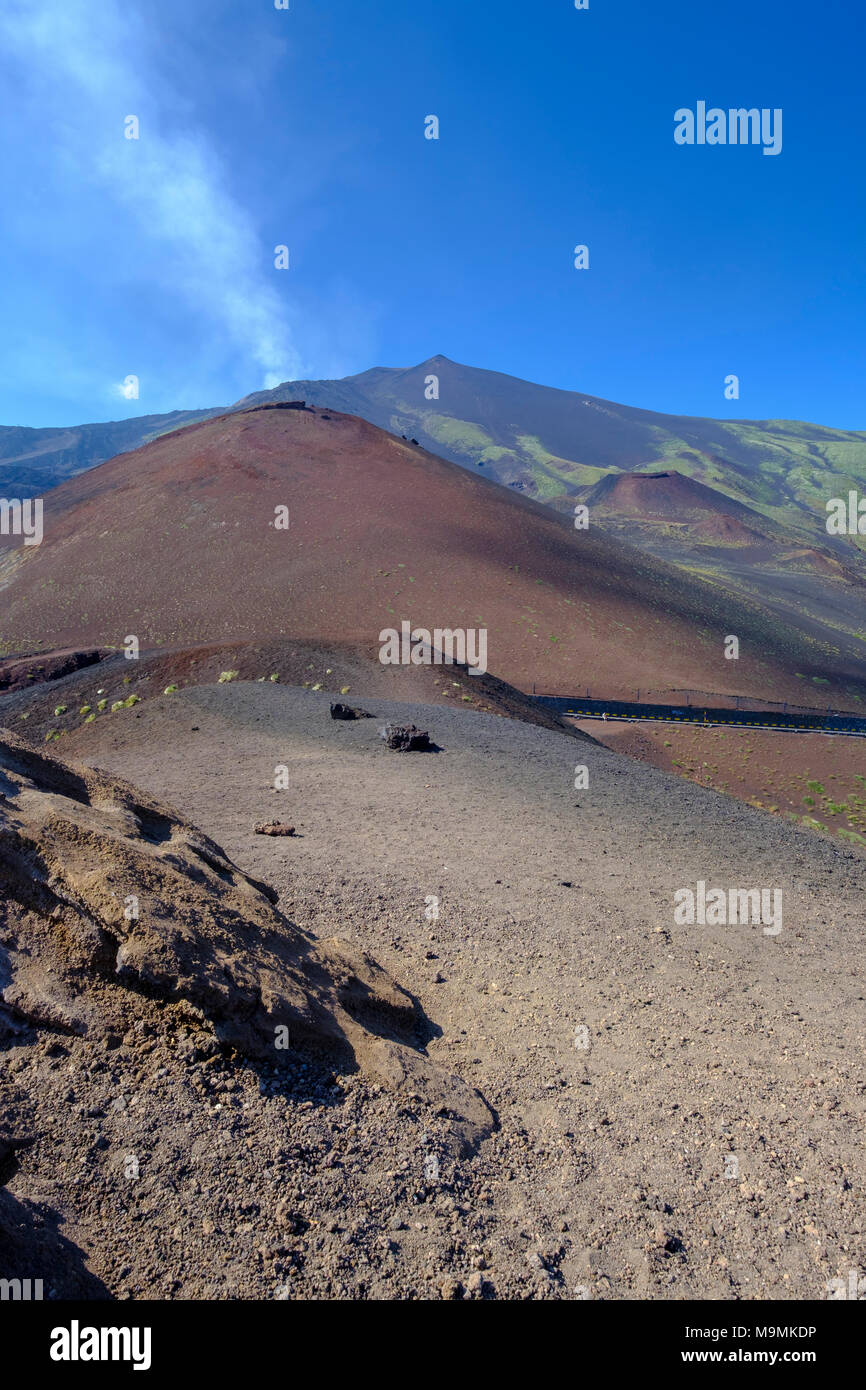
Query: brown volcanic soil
[
  {"left": 691, "top": 515, "right": 769, "bottom": 545},
  {"left": 585, "top": 469, "right": 773, "bottom": 528},
  {"left": 574, "top": 719, "right": 866, "bottom": 852},
  {"left": 8, "top": 679, "right": 862, "bottom": 1302},
  {"left": 2, "top": 406, "right": 865, "bottom": 711}
]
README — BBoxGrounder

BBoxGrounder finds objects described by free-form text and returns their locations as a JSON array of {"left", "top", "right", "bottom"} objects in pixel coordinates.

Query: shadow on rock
[{"left": 0, "top": 1188, "right": 111, "bottom": 1299}]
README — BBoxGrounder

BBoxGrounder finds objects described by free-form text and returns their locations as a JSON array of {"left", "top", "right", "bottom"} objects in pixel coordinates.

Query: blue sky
[{"left": 1, "top": 0, "right": 863, "bottom": 429}]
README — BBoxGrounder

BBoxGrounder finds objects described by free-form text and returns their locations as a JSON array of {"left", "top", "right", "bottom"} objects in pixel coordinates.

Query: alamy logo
[
  {"left": 674, "top": 881, "right": 782, "bottom": 935},
  {"left": 826, "top": 491, "right": 866, "bottom": 534},
  {"left": 378, "top": 621, "right": 488, "bottom": 675},
  {"left": 0, "top": 497, "right": 43, "bottom": 546},
  {"left": 50, "top": 1320, "right": 152, "bottom": 1371},
  {"left": 674, "top": 103, "right": 782, "bottom": 156}
]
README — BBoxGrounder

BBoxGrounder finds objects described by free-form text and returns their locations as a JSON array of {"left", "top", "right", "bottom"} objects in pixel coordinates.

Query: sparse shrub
[
  {"left": 54, "top": 705, "right": 67, "bottom": 716},
  {"left": 79, "top": 705, "right": 91, "bottom": 715},
  {"left": 269, "top": 673, "right": 280, "bottom": 682},
  {"left": 164, "top": 685, "right": 178, "bottom": 694},
  {"left": 218, "top": 670, "right": 239, "bottom": 683},
  {"left": 97, "top": 699, "right": 108, "bottom": 711}
]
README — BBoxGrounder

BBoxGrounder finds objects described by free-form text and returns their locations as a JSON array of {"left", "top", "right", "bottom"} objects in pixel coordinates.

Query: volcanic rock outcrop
[
  {"left": 0, "top": 731, "right": 493, "bottom": 1155},
  {"left": 380, "top": 723, "right": 433, "bottom": 752},
  {"left": 330, "top": 702, "right": 373, "bottom": 721},
  {"left": 0, "top": 648, "right": 104, "bottom": 694}
]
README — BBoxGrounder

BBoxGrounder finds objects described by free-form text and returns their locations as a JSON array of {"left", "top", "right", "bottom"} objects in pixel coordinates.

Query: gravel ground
[{"left": 5, "top": 681, "right": 865, "bottom": 1301}]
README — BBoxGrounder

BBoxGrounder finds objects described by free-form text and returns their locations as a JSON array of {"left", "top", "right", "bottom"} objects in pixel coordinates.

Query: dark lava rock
[
  {"left": 330, "top": 703, "right": 373, "bottom": 721},
  {"left": 380, "top": 723, "right": 432, "bottom": 752}
]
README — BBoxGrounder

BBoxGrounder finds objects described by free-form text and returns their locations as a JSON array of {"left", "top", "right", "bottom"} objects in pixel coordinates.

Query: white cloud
[{"left": 0, "top": 0, "right": 302, "bottom": 390}]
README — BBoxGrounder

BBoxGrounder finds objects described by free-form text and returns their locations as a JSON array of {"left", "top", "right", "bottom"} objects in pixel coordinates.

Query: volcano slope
[
  {"left": 29, "top": 677, "right": 865, "bottom": 1301},
  {"left": 570, "top": 470, "right": 866, "bottom": 652},
  {"left": 2, "top": 404, "right": 865, "bottom": 711},
  {"left": 239, "top": 357, "right": 866, "bottom": 653}
]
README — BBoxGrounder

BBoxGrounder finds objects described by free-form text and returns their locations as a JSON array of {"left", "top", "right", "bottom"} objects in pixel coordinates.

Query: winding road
[{"left": 536, "top": 694, "right": 866, "bottom": 736}]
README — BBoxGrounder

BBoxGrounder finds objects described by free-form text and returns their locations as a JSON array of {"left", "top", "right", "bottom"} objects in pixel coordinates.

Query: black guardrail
[{"left": 536, "top": 695, "right": 866, "bottom": 736}]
